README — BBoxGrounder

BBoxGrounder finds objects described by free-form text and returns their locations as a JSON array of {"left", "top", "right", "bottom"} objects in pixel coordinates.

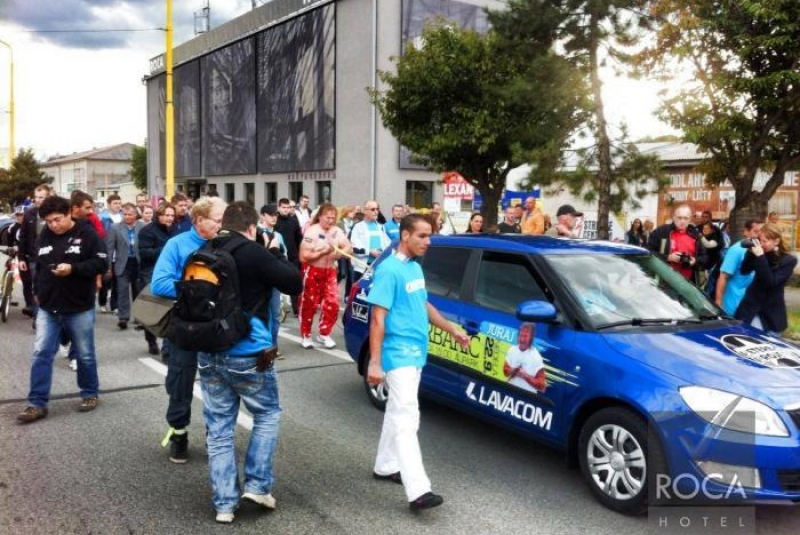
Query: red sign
[{"left": 442, "top": 172, "right": 474, "bottom": 200}]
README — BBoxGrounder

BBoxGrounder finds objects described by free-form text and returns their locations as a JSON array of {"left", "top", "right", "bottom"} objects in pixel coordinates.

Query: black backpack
[{"left": 168, "top": 236, "right": 262, "bottom": 353}]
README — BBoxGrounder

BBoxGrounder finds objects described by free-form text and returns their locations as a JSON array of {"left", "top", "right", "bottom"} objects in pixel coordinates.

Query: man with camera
[
  {"left": 647, "top": 204, "right": 707, "bottom": 284},
  {"left": 715, "top": 218, "right": 763, "bottom": 315}
]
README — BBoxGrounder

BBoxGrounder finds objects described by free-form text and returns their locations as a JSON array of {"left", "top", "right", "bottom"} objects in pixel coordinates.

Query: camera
[
  {"left": 741, "top": 239, "right": 755, "bottom": 248},
  {"left": 677, "top": 253, "right": 693, "bottom": 267}
]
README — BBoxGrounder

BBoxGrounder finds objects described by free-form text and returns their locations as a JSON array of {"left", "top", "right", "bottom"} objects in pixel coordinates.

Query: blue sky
[{"left": 0, "top": 0, "right": 675, "bottom": 163}]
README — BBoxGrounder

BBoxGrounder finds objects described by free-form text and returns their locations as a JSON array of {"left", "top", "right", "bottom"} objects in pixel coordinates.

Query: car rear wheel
[
  {"left": 363, "top": 369, "right": 388, "bottom": 411},
  {"left": 578, "top": 407, "right": 666, "bottom": 515}
]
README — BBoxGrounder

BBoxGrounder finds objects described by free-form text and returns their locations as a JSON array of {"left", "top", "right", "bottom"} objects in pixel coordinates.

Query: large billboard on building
[
  {"left": 201, "top": 38, "right": 257, "bottom": 176},
  {"left": 257, "top": 3, "right": 335, "bottom": 173},
  {"left": 175, "top": 60, "right": 201, "bottom": 178},
  {"left": 399, "top": 0, "right": 491, "bottom": 169}
]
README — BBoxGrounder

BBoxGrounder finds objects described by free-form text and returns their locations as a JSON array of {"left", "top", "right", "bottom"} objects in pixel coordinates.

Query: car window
[
  {"left": 544, "top": 253, "right": 719, "bottom": 328},
  {"left": 474, "top": 251, "right": 547, "bottom": 314},
  {"left": 420, "top": 246, "right": 470, "bottom": 298}
]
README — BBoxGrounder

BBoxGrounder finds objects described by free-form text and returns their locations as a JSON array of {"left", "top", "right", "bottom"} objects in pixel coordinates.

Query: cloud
[{"left": 3, "top": 0, "right": 254, "bottom": 50}]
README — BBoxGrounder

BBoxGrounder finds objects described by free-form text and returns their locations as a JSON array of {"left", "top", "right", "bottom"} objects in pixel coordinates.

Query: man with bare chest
[{"left": 298, "top": 203, "right": 352, "bottom": 349}]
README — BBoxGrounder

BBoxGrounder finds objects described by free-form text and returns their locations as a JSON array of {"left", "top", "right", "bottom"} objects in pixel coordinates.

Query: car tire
[
  {"left": 577, "top": 407, "right": 667, "bottom": 515},
  {"left": 363, "top": 368, "right": 388, "bottom": 411}
]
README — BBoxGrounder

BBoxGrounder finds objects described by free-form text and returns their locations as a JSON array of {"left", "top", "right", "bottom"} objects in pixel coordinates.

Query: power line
[{"left": 17, "top": 28, "right": 165, "bottom": 33}]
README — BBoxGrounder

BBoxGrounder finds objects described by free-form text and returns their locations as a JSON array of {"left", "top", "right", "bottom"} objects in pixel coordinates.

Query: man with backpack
[
  {"left": 191, "top": 202, "right": 302, "bottom": 523},
  {"left": 150, "top": 196, "right": 227, "bottom": 463}
]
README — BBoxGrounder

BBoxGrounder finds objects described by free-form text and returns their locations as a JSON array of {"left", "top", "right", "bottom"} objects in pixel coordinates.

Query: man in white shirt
[
  {"left": 294, "top": 194, "right": 313, "bottom": 228},
  {"left": 503, "top": 323, "right": 547, "bottom": 393},
  {"left": 349, "top": 200, "right": 390, "bottom": 281}
]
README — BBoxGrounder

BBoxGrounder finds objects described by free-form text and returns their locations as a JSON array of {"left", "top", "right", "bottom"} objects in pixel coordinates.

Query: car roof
[{"left": 431, "top": 233, "right": 648, "bottom": 255}]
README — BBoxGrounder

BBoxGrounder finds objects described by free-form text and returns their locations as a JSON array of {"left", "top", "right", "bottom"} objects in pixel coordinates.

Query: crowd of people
[{"left": 5, "top": 184, "right": 796, "bottom": 523}]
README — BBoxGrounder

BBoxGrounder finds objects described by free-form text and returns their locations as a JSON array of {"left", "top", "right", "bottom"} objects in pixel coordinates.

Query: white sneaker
[
  {"left": 100, "top": 305, "right": 110, "bottom": 314},
  {"left": 242, "top": 492, "right": 276, "bottom": 509},
  {"left": 69, "top": 359, "right": 78, "bottom": 372},
  {"left": 315, "top": 335, "right": 336, "bottom": 349},
  {"left": 215, "top": 512, "right": 234, "bottom": 524},
  {"left": 300, "top": 336, "right": 314, "bottom": 349},
  {"left": 59, "top": 345, "right": 70, "bottom": 359}
]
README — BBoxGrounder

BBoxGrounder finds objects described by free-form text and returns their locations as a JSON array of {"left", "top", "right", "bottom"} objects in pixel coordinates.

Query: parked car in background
[{"left": 343, "top": 234, "right": 800, "bottom": 514}]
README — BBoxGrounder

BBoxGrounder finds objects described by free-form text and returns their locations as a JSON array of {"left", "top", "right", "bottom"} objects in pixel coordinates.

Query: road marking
[
  {"left": 137, "top": 331, "right": 351, "bottom": 432},
  {"left": 137, "top": 357, "right": 254, "bottom": 431},
  {"left": 278, "top": 330, "right": 353, "bottom": 362}
]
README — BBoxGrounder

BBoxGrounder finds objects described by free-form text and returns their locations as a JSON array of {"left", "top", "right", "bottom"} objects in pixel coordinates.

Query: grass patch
[{"left": 786, "top": 309, "right": 800, "bottom": 340}]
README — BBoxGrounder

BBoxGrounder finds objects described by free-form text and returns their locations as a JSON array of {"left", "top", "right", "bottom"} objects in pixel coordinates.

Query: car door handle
[{"left": 464, "top": 321, "right": 479, "bottom": 336}]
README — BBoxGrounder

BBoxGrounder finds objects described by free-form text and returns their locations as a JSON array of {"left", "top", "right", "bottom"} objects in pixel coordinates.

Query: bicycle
[{"left": 0, "top": 246, "right": 20, "bottom": 322}]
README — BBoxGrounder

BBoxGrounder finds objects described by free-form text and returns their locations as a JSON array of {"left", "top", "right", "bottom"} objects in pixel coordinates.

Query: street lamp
[{"left": 0, "top": 39, "right": 14, "bottom": 168}]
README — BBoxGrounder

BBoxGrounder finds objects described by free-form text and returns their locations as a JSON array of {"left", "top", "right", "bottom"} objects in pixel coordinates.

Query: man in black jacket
[
  {"left": 17, "top": 184, "right": 53, "bottom": 317},
  {"left": 196, "top": 202, "right": 302, "bottom": 523},
  {"left": 16, "top": 196, "right": 107, "bottom": 424},
  {"left": 275, "top": 197, "right": 303, "bottom": 314}
]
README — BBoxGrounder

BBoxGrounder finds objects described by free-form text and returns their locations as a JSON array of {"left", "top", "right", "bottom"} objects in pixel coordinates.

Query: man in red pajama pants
[{"left": 298, "top": 203, "right": 352, "bottom": 349}]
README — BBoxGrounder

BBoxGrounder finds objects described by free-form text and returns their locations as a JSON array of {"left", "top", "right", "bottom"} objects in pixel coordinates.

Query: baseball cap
[
  {"left": 260, "top": 204, "right": 278, "bottom": 216},
  {"left": 14, "top": 206, "right": 24, "bottom": 215},
  {"left": 556, "top": 204, "right": 583, "bottom": 218}
]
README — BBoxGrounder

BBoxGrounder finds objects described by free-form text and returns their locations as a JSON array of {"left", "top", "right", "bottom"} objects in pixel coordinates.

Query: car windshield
[{"left": 544, "top": 253, "right": 722, "bottom": 329}]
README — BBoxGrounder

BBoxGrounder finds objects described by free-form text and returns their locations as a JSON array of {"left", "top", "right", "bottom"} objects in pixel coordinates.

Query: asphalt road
[{"left": 0, "top": 278, "right": 798, "bottom": 535}]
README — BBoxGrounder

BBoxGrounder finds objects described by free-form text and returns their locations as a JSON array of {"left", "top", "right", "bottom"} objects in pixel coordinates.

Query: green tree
[
  {"left": 639, "top": 0, "right": 800, "bottom": 240},
  {"left": 369, "top": 19, "right": 586, "bottom": 226},
  {"left": 492, "top": 0, "right": 664, "bottom": 239},
  {"left": 0, "top": 148, "right": 51, "bottom": 207},
  {"left": 130, "top": 144, "right": 147, "bottom": 192}
]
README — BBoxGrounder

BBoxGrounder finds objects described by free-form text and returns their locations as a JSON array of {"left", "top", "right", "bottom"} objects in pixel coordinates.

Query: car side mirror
[{"left": 516, "top": 300, "right": 558, "bottom": 323}]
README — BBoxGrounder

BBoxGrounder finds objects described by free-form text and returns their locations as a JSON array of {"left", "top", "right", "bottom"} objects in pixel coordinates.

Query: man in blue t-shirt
[
  {"left": 366, "top": 214, "right": 469, "bottom": 512},
  {"left": 715, "top": 218, "right": 762, "bottom": 315}
]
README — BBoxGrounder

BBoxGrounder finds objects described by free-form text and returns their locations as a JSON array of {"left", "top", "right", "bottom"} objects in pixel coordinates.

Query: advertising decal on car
[
  {"left": 465, "top": 381, "right": 554, "bottom": 430},
  {"left": 717, "top": 334, "right": 800, "bottom": 368},
  {"left": 428, "top": 320, "right": 579, "bottom": 395}
]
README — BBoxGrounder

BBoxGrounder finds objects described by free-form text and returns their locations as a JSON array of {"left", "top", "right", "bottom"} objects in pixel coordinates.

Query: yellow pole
[
  {"left": 0, "top": 39, "right": 14, "bottom": 167},
  {"left": 165, "top": 0, "right": 175, "bottom": 198}
]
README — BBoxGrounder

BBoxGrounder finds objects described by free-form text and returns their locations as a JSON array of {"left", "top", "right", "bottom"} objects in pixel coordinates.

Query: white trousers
[{"left": 374, "top": 366, "right": 431, "bottom": 501}]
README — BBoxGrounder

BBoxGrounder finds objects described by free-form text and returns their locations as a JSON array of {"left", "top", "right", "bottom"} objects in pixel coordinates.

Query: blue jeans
[
  {"left": 28, "top": 308, "right": 99, "bottom": 407},
  {"left": 268, "top": 288, "right": 281, "bottom": 348},
  {"left": 198, "top": 351, "right": 281, "bottom": 514}
]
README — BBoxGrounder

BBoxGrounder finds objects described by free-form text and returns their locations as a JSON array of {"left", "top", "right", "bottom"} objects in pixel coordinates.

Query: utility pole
[
  {"left": 0, "top": 39, "right": 14, "bottom": 168},
  {"left": 165, "top": 0, "right": 175, "bottom": 198}
]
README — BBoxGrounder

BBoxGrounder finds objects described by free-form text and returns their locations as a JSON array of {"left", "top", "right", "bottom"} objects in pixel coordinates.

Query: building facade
[
  {"left": 145, "top": 0, "right": 503, "bottom": 209},
  {"left": 40, "top": 143, "right": 138, "bottom": 205}
]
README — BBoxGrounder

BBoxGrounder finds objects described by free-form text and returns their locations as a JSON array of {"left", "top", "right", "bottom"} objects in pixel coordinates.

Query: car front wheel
[{"left": 578, "top": 407, "right": 666, "bottom": 515}]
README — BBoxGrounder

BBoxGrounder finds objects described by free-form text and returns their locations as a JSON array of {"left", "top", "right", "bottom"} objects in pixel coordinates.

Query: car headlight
[{"left": 679, "top": 386, "right": 789, "bottom": 437}]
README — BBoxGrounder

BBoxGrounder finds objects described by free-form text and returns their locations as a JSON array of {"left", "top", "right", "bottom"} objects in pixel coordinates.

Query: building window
[
  {"left": 245, "top": 183, "right": 255, "bottom": 206},
  {"left": 316, "top": 181, "right": 331, "bottom": 204},
  {"left": 406, "top": 181, "right": 433, "bottom": 209},
  {"left": 264, "top": 182, "right": 277, "bottom": 205},
  {"left": 225, "top": 183, "right": 235, "bottom": 203},
  {"left": 289, "top": 182, "right": 303, "bottom": 204}
]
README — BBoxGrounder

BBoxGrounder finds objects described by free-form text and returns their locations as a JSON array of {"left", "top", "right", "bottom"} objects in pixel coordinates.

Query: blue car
[{"left": 343, "top": 234, "right": 800, "bottom": 514}]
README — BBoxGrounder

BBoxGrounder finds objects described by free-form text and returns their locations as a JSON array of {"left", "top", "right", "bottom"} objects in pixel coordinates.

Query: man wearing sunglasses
[{"left": 350, "top": 200, "right": 390, "bottom": 282}]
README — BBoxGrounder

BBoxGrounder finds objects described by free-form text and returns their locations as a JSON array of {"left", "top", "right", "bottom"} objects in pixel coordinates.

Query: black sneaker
[
  {"left": 21, "top": 307, "right": 34, "bottom": 318},
  {"left": 148, "top": 342, "right": 159, "bottom": 355},
  {"left": 169, "top": 432, "right": 189, "bottom": 464},
  {"left": 117, "top": 320, "right": 128, "bottom": 330},
  {"left": 373, "top": 471, "right": 403, "bottom": 484},
  {"left": 409, "top": 492, "right": 444, "bottom": 511}
]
